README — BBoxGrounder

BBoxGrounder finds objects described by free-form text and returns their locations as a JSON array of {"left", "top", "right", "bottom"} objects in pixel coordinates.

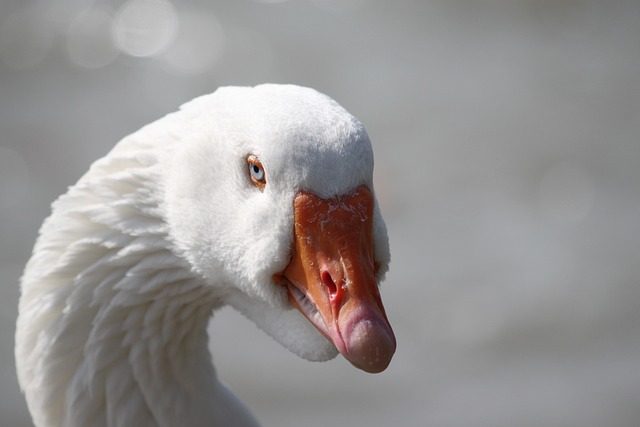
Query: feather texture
[{"left": 16, "top": 84, "right": 390, "bottom": 427}]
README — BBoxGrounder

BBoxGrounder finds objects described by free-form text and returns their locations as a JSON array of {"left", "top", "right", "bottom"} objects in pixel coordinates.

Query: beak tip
[{"left": 341, "top": 313, "right": 396, "bottom": 373}]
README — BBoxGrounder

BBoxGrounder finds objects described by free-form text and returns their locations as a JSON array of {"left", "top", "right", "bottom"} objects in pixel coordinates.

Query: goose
[{"left": 15, "top": 84, "right": 395, "bottom": 427}]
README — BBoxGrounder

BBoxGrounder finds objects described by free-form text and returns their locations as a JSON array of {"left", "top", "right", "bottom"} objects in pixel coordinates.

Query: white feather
[{"left": 16, "top": 84, "right": 390, "bottom": 427}]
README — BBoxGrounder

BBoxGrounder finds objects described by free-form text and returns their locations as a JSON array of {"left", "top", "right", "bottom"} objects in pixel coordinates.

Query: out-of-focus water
[{"left": 2, "top": 1, "right": 639, "bottom": 426}]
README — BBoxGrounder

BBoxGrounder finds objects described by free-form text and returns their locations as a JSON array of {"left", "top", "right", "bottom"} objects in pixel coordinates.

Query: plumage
[{"left": 16, "top": 84, "right": 394, "bottom": 426}]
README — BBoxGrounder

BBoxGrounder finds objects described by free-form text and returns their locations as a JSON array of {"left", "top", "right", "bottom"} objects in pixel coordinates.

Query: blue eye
[
  {"left": 247, "top": 156, "right": 266, "bottom": 190},
  {"left": 250, "top": 162, "right": 264, "bottom": 181}
]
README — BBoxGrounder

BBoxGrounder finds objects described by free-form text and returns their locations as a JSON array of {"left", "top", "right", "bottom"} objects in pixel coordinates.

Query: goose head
[{"left": 164, "top": 84, "right": 395, "bottom": 372}]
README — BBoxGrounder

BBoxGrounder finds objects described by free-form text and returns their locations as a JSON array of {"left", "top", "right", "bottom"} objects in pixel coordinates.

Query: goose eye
[{"left": 247, "top": 156, "right": 266, "bottom": 190}]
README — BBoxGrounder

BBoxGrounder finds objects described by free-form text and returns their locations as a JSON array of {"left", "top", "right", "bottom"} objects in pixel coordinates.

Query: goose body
[{"left": 15, "top": 84, "right": 395, "bottom": 427}]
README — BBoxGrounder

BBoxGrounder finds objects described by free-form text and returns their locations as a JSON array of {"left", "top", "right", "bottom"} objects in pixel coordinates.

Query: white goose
[{"left": 15, "top": 84, "right": 395, "bottom": 427}]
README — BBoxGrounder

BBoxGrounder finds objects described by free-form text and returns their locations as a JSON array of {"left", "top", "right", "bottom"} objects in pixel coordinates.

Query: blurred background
[{"left": 1, "top": 0, "right": 639, "bottom": 426}]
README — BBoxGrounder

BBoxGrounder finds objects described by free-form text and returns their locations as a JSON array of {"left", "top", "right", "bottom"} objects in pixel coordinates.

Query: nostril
[{"left": 321, "top": 271, "right": 337, "bottom": 297}]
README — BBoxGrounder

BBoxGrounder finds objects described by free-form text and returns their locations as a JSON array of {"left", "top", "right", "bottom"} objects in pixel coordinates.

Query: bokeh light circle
[
  {"left": 112, "top": 0, "right": 177, "bottom": 57},
  {"left": 161, "top": 8, "right": 225, "bottom": 75},
  {"left": 66, "top": 7, "right": 119, "bottom": 69},
  {"left": 0, "top": 8, "right": 54, "bottom": 69}
]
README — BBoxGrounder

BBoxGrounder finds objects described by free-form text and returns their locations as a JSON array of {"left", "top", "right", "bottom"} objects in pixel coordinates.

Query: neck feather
[{"left": 16, "top": 140, "right": 257, "bottom": 427}]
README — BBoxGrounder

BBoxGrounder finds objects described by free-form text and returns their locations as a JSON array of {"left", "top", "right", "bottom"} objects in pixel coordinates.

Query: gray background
[{"left": 1, "top": 1, "right": 639, "bottom": 426}]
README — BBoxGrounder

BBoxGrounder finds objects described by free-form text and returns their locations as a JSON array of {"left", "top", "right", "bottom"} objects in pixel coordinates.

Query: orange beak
[{"left": 274, "top": 186, "right": 395, "bottom": 373}]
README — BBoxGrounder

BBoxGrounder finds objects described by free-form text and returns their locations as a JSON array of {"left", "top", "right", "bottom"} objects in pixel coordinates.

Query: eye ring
[{"left": 247, "top": 155, "right": 266, "bottom": 190}]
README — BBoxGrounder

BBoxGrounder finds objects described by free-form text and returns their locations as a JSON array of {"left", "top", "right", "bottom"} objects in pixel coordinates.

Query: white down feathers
[{"left": 15, "top": 84, "right": 391, "bottom": 427}]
